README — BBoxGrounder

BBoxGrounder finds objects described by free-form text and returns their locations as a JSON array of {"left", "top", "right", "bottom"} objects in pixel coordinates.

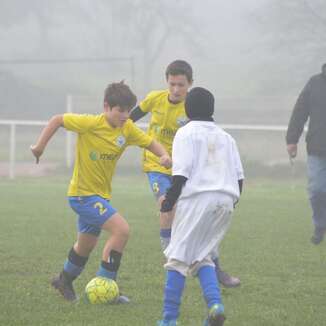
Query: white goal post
[{"left": 0, "top": 118, "right": 292, "bottom": 179}]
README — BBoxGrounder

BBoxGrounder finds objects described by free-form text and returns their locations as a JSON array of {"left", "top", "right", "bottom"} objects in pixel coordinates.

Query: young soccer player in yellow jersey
[
  {"left": 130, "top": 60, "right": 240, "bottom": 288},
  {"left": 30, "top": 82, "right": 171, "bottom": 302}
]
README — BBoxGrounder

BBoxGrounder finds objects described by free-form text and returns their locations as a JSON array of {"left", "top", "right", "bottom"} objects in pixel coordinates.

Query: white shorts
[{"left": 164, "top": 192, "right": 233, "bottom": 276}]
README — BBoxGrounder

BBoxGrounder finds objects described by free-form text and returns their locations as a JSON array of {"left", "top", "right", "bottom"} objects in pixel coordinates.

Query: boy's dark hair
[
  {"left": 185, "top": 87, "right": 214, "bottom": 119},
  {"left": 104, "top": 81, "right": 137, "bottom": 110},
  {"left": 165, "top": 60, "right": 193, "bottom": 83}
]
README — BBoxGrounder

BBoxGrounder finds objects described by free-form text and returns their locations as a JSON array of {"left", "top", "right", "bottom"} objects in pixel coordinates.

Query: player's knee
[
  {"left": 122, "top": 223, "right": 130, "bottom": 240},
  {"left": 116, "top": 222, "right": 130, "bottom": 241},
  {"left": 158, "top": 195, "right": 165, "bottom": 206}
]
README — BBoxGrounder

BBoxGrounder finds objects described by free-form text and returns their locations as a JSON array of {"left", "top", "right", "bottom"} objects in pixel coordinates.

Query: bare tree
[
  {"left": 0, "top": 0, "right": 204, "bottom": 91},
  {"left": 54, "top": 0, "right": 204, "bottom": 88},
  {"left": 246, "top": 0, "right": 326, "bottom": 93},
  {"left": 0, "top": 0, "right": 64, "bottom": 57},
  {"left": 106, "top": 0, "right": 204, "bottom": 87},
  {"left": 253, "top": 0, "right": 326, "bottom": 63}
]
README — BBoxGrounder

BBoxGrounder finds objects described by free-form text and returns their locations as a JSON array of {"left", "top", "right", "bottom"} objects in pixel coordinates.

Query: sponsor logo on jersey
[
  {"left": 89, "top": 150, "right": 118, "bottom": 161},
  {"left": 160, "top": 128, "right": 176, "bottom": 138},
  {"left": 89, "top": 151, "right": 99, "bottom": 161},
  {"left": 151, "top": 124, "right": 161, "bottom": 134}
]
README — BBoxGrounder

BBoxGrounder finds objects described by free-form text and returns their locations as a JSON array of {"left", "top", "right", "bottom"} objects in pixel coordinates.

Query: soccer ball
[{"left": 85, "top": 277, "right": 119, "bottom": 304}]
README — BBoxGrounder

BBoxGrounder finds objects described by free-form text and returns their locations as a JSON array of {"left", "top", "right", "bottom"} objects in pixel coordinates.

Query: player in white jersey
[{"left": 157, "top": 87, "right": 244, "bottom": 326}]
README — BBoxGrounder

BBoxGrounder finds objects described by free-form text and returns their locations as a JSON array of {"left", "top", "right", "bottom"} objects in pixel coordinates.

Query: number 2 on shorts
[{"left": 94, "top": 202, "right": 108, "bottom": 215}]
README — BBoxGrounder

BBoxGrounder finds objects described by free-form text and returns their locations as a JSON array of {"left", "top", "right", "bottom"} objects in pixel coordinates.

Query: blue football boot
[{"left": 203, "top": 304, "right": 225, "bottom": 326}]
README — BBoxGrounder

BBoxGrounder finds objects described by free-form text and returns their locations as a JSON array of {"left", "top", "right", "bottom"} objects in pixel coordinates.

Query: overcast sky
[{"left": 0, "top": 0, "right": 322, "bottom": 101}]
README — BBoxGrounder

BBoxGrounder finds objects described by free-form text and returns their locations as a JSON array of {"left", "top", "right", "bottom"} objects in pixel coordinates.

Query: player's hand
[
  {"left": 287, "top": 144, "right": 297, "bottom": 159},
  {"left": 160, "top": 154, "right": 172, "bottom": 169},
  {"left": 30, "top": 145, "right": 43, "bottom": 164}
]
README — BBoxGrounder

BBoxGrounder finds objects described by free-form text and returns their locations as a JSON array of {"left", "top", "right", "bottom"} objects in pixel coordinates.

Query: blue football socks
[
  {"left": 162, "top": 270, "right": 185, "bottom": 321},
  {"left": 198, "top": 265, "right": 222, "bottom": 308},
  {"left": 63, "top": 248, "right": 88, "bottom": 280},
  {"left": 63, "top": 260, "right": 84, "bottom": 279},
  {"left": 96, "top": 265, "right": 117, "bottom": 280}
]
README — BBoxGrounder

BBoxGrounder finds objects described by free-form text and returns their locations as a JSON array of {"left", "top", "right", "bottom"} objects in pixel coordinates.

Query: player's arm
[
  {"left": 129, "top": 105, "right": 148, "bottom": 122},
  {"left": 146, "top": 140, "right": 171, "bottom": 169},
  {"left": 233, "top": 178, "right": 244, "bottom": 208},
  {"left": 30, "top": 114, "right": 64, "bottom": 163},
  {"left": 286, "top": 81, "right": 311, "bottom": 158},
  {"left": 238, "top": 179, "right": 243, "bottom": 194},
  {"left": 130, "top": 91, "right": 159, "bottom": 122},
  {"left": 161, "top": 132, "right": 192, "bottom": 212},
  {"left": 161, "top": 175, "right": 187, "bottom": 212},
  {"left": 232, "top": 139, "right": 244, "bottom": 207}
]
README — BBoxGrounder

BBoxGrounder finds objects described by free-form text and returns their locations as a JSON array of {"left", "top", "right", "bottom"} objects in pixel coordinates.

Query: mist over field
[
  {"left": 0, "top": 0, "right": 325, "bottom": 176},
  {"left": 0, "top": 0, "right": 325, "bottom": 120},
  {"left": 1, "top": 4, "right": 326, "bottom": 326}
]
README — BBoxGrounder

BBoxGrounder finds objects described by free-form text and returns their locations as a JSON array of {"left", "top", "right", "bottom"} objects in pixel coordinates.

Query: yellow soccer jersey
[
  {"left": 63, "top": 113, "right": 152, "bottom": 199},
  {"left": 139, "top": 90, "right": 188, "bottom": 174}
]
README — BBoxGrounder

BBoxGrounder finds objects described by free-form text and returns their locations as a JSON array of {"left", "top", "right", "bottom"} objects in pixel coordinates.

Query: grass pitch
[{"left": 0, "top": 175, "right": 325, "bottom": 326}]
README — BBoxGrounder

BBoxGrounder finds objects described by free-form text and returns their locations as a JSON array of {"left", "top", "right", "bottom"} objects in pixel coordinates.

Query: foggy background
[{"left": 0, "top": 0, "right": 325, "bottom": 177}]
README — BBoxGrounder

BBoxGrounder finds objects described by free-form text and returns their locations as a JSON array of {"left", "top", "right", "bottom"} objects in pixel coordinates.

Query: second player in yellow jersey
[
  {"left": 130, "top": 60, "right": 241, "bottom": 288},
  {"left": 139, "top": 89, "right": 188, "bottom": 174}
]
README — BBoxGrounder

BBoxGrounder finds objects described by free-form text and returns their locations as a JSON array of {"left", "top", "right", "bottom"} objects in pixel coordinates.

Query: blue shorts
[
  {"left": 68, "top": 196, "right": 117, "bottom": 236},
  {"left": 147, "top": 172, "right": 172, "bottom": 199}
]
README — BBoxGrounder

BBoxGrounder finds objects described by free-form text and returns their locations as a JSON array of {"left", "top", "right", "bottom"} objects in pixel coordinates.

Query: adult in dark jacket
[{"left": 286, "top": 63, "right": 326, "bottom": 244}]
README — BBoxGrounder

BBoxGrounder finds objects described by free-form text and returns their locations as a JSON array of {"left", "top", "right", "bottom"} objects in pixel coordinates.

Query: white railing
[
  {"left": 1, "top": 118, "right": 292, "bottom": 179},
  {"left": 0, "top": 119, "right": 47, "bottom": 179}
]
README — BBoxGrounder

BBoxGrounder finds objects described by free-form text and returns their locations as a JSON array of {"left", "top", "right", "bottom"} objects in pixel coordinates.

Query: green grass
[{"left": 0, "top": 175, "right": 325, "bottom": 326}]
